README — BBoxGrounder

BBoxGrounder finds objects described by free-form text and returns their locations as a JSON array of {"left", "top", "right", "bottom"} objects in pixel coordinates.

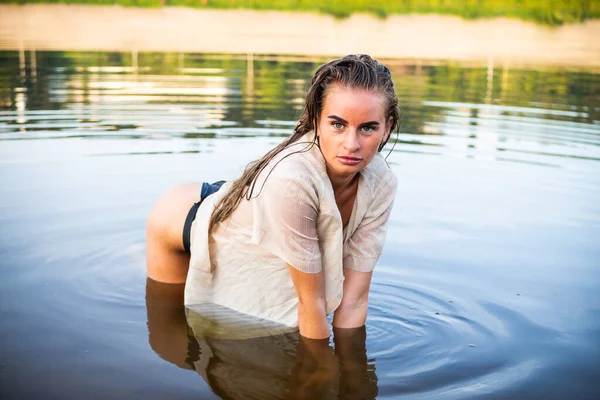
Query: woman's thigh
[{"left": 146, "top": 182, "right": 202, "bottom": 283}]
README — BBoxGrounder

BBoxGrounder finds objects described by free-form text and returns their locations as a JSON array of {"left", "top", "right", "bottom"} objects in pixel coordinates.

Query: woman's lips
[{"left": 337, "top": 156, "right": 362, "bottom": 165}]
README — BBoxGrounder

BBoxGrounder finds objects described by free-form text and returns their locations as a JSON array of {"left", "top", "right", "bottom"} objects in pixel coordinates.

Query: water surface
[{"left": 0, "top": 51, "right": 599, "bottom": 399}]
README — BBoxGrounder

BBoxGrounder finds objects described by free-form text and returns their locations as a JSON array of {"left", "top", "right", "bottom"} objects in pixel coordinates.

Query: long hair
[{"left": 208, "top": 54, "right": 400, "bottom": 233}]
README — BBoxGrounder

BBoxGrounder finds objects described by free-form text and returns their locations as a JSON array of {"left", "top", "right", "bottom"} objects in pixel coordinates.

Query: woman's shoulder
[
  {"left": 261, "top": 140, "right": 325, "bottom": 183},
  {"left": 361, "top": 153, "right": 397, "bottom": 201},
  {"left": 252, "top": 140, "right": 324, "bottom": 202}
]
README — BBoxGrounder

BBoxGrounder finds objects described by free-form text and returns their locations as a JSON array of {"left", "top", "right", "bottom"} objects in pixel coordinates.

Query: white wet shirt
[{"left": 185, "top": 132, "right": 397, "bottom": 328}]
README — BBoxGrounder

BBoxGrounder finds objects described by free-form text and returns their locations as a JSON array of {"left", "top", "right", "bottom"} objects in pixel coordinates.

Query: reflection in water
[
  {"left": 145, "top": 278, "right": 378, "bottom": 399},
  {"left": 1, "top": 51, "right": 598, "bottom": 170}
]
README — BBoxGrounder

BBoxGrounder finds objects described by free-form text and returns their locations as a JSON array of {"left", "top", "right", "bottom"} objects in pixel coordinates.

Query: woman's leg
[{"left": 146, "top": 182, "right": 202, "bottom": 283}]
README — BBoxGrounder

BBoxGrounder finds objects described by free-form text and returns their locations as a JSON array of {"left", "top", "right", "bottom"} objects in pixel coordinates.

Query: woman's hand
[
  {"left": 287, "top": 336, "right": 339, "bottom": 399},
  {"left": 288, "top": 266, "right": 330, "bottom": 339},
  {"left": 334, "top": 325, "right": 378, "bottom": 399}
]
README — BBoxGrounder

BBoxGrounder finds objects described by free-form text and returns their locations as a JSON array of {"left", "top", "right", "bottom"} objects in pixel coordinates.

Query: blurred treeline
[
  {"left": 2, "top": 51, "right": 597, "bottom": 129},
  {"left": 3, "top": 0, "right": 600, "bottom": 25}
]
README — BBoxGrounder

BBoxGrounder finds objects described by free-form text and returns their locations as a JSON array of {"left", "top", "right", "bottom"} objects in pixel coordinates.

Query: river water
[{"left": 0, "top": 51, "right": 599, "bottom": 399}]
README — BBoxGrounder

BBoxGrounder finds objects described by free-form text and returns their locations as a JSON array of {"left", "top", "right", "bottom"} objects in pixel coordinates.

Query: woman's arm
[
  {"left": 332, "top": 269, "right": 373, "bottom": 328},
  {"left": 333, "top": 325, "right": 378, "bottom": 399},
  {"left": 334, "top": 175, "right": 396, "bottom": 328},
  {"left": 288, "top": 265, "right": 330, "bottom": 339},
  {"left": 287, "top": 336, "right": 339, "bottom": 399}
]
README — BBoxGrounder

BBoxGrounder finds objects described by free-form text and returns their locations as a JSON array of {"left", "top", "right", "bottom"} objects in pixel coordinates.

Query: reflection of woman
[
  {"left": 146, "top": 54, "right": 399, "bottom": 339},
  {"left": 145, "top": 278, "right": 378, "bottom": 400}
]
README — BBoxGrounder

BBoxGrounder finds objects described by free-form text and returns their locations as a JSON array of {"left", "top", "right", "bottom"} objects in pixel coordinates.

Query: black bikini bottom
[{"left": 182, "top": 180, "right": 225, "bottom": 253}]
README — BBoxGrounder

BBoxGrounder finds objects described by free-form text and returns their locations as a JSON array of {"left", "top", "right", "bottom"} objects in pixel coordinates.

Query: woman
[{"left": 146, "top": 54, "right": 399, "bottom": 339}]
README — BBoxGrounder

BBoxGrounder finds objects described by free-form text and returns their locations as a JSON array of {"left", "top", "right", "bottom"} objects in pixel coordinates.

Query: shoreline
[{"left": 1, "top": 5, "right": 599, "bottom": 69}]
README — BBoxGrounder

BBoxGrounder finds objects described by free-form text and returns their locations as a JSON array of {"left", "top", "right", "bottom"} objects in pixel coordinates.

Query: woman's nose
[{"left": 343, "top": 130, "right": 361, "bottom": 152}]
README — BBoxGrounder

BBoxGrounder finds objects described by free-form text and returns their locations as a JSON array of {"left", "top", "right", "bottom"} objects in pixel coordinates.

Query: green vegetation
[
  {"left": 3, "top": 0, "right": 600, "bottom": 25},
  {"left": 4, "top": 51, "right": 596, "bottom": 126}
]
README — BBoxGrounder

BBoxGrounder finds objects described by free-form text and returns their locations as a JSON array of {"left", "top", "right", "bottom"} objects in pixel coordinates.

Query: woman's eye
[
  {"left": 362, "top": 125, "right": 375, "bottom": 133},
  {"left": 333, "top": 122, "right": 344, "bottom": 130}
]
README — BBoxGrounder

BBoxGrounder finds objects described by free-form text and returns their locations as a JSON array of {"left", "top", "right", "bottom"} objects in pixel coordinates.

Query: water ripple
[{"left": 367, "top": 279, "right": 559, "bottom": 398}]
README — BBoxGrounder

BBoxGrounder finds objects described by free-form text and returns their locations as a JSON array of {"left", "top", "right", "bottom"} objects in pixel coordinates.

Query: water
[{"left": 0, "top": 51, "right": 599, "bottom": 399}]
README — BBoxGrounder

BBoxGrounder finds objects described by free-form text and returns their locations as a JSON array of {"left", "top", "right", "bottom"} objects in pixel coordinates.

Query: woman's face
[{"left": 317, "top": 83, "right": 391, "bottom": 182}]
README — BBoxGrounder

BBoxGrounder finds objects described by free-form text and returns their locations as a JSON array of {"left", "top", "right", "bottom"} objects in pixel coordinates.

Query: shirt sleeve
[
  {"left": 253, "top": 163, "right": 322, "bottom": 274},
  {"left": 343, "top": 176, "right": 397, "bottom": 272}
]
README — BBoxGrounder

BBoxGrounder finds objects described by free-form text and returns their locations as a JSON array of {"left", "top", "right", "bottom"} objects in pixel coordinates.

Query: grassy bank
[{"left": 3, "top": 0, "right": 599, "bottom": 25}]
